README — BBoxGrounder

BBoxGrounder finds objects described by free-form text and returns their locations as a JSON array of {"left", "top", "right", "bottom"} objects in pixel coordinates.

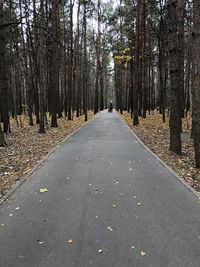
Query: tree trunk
[
  {"left": 38, "top": 0, "right": 45, "bottom": 133},
  {"left": 49, "top": 0, "right": 60, "bottom": 127},
  {"left": 83, "top": 0, "right": 88, "bottom": 121},
  {"left": 133, "top": 0, "right": 141, "bottom": 125},
  {"left": 168, "top": 0, "right": 182, "bottom": 155},
  {"left": 0, "top": 122, "right": 6, "bottom": 147},
  {"left": 0, "top": 0, "right": 9, "bottom": 133},
  {"left": 191, "top": 0, "right": 200, "bottom": 167}
]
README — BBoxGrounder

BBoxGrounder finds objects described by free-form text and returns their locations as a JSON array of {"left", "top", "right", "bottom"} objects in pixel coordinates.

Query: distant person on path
[{"left": 108, "top": 100, "right": 113, "bottom": 112}]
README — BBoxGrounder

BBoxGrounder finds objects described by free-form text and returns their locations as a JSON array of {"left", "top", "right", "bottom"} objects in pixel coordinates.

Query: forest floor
[
  {"left": 0, "top": 112, "right": 93, "bottom": 199},
  {"left": 120, "top": 111, "right": 200, "bottom": 192}
]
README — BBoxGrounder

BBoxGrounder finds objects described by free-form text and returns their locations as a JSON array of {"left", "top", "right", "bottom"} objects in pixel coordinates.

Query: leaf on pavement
[
  {"left": 39, "top": 188, "right": 48, "bottom": 193},
  {"left": 140, "top": 251, "right": 146, "bottom": 256},
  {"left": 107, "top": 226, "right": 113, "bottom": 232}
]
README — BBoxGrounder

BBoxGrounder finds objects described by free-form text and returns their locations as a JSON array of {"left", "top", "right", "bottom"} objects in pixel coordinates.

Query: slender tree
[
  {"left": 191, "top": 0, "right": 200, "bottom": 167},
  {"left": 168, "top": 0, "right": 182, "bottom": 155}
]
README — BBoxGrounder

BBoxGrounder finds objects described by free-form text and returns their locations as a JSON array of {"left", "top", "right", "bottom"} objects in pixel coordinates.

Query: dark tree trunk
[
  {"left": 191, "top": 0, "right": 200, "bottom": 167},
  {"left": 83, "top": 0, "right": 88, "bottom": 121},
  {"left": 0, "top": 0, "right": 9, "bottom": 133},
  {"left": 168, "top": 0, "right": 182, "bottom": 155},
  {"left": 49, "top": 0, "right": 60, "bottom": 128}
]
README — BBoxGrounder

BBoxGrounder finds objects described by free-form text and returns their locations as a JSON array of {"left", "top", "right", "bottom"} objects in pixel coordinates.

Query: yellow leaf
[
  {"left": 141, "top": 251, "right": 146, "bottom": 256},
  {"left": 39, "top": 188, "right": 48, "bottom": 193}
]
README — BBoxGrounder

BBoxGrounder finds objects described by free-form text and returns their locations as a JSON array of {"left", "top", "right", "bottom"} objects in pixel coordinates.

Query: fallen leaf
[
  {"left": 140, "top": 251, "right": 146, "bottom": 256},
  {"left": 39, "top": 188, "right": 48, "bottom": 193},
  {"left": 107, "top": 226, "right": 113, "bottom": 231}
]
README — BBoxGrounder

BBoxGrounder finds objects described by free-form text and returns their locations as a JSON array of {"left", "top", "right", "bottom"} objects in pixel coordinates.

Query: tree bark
[
  {"left": 168, "top": 0, "right": 182, "bottom": 155},
  {"left": 191, "top": 0, "right": 200, "bottom": 167}
]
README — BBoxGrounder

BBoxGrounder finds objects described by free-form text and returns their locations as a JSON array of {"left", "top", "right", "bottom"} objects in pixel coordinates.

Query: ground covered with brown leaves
[
  {"left": 121, "top": 111, "right": 200, "bottom": 192},
  {"left": 0, "top": 112, "right": 93, "bottom": 198}
]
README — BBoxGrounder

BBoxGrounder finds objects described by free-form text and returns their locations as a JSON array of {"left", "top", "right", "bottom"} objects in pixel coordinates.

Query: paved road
[{"left": 1, "top": 111, "right": 200, "bottom": 267}]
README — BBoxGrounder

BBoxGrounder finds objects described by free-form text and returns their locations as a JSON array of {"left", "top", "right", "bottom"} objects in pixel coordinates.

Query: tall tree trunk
[
  {"left": 133, "top": 0, "right": 141, "bottom": 125},
  {"left": 38, "top": 0, "right": 45, "bottom": 133},
  {"left": 0, "top": 0, "right": 9, "bottom": 133},
  {"left": 83, "top": 0, "right": 88, "bottom": 121},
  {"left": 168, "top": 0, "right": 182, "bottom": 155},
  {"left": 94, "top": 0, "right": 101, "bottom": 114},
  {"left": 49, "top": 0, "right": 60, "bottom": 127},
  {"left": 67, "top": 0, "right": 74, "bottom": 120},
  {"left": 178, "top": 0, "right": 186, "bottom": 118},
  {"left": 191, "top": 0, "right": 200, "bottom": 167}
]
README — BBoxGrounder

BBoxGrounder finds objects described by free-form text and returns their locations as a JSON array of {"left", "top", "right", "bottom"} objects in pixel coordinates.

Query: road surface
[{"left": 1, "top": 111, "right": 200, "bottom": 267}]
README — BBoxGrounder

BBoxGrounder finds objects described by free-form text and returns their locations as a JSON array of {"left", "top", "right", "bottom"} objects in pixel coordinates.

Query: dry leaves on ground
[
  {"left": 0, "top": 112, "right": 93, "bottom": 198},
  {"left": 120, "top": 111, "right": 200, "bottom": 191}
]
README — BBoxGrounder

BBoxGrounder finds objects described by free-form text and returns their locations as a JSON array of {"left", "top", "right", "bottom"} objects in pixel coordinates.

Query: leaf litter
[
  {"left": 120, "top": 111, "right": 200, "bottom": 192},
  {"left": 0, "top": 112, "right": 94, "bottom": 199}
]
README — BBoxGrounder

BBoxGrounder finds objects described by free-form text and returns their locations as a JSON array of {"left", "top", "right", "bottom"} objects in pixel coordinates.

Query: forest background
[{"left": 0, "top": 0, "right": 200, "bottom": 197}]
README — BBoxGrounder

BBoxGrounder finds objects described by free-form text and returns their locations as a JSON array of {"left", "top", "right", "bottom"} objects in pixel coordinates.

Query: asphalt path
[{"left": 1, "top": 110, "right": 200, "bottom": 267}]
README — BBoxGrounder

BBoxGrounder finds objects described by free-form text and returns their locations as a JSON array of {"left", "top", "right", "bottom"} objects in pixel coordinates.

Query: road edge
[
  {"left": 0, "top": 115, "right": 95, "bottom": 205},
  {"left": 117, "top": 112, "right": 200, "bottom": 199}
]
